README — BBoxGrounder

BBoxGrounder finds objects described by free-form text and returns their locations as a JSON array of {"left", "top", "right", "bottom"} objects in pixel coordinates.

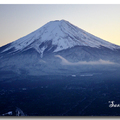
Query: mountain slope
[
  {"left": 0, "top": 20, "right": 120, "bottom": 75},
  {"left": 0, "top": 20, "right": 120, "bottom": 57}
]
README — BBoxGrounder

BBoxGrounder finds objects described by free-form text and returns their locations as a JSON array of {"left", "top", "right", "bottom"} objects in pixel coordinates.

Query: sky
[{"left": 0, "top": 4, "right": 120, "bottom": 47}]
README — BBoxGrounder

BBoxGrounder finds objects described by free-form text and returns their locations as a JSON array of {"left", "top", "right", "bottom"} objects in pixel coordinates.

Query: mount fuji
[{"left": 0, "top": 20, "right": 120, "bottom": 75}]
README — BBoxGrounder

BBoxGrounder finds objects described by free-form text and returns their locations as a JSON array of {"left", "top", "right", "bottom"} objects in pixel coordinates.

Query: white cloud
[
  {"left": 55, "top": 55, "right": 115, "bottom": 65},
  {"left": 39, "top": 59, "right": 46, "bottom": 63}
]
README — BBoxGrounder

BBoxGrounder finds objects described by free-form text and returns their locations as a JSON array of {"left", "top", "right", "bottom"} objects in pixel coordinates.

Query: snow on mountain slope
[{"left": 1, "top": 20, "right": 120, "bottom": 57}]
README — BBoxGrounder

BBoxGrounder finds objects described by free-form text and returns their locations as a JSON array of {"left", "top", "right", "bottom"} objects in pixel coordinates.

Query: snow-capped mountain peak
[{"left": 1, "top": 20, "right": 120, "bottom": 57}]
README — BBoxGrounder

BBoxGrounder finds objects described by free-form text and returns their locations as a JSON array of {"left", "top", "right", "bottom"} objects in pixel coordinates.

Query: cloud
[
  {"left": 39, "top": 59, "right": 46, "bottom": 63},
  {"left": 55, "top": 55, "right": 115, "bottom": 65}
]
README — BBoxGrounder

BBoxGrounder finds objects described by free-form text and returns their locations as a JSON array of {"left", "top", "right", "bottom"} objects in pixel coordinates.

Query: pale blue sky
[{"left": 0, "top": 4, "right": 120, "bottom": 47}]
